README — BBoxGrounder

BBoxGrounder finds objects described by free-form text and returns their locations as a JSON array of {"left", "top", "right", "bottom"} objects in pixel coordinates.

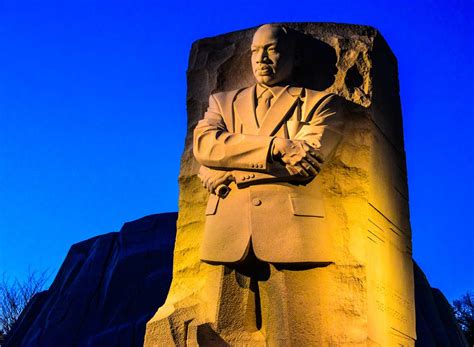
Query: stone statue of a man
[{"left": 192, "top": 24, "right": 346, "bottom": 344}]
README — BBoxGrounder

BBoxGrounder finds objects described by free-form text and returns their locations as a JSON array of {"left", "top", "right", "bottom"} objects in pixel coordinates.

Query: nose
[{"left": 256, "top": 49, "right": 269, "bottom": 64}]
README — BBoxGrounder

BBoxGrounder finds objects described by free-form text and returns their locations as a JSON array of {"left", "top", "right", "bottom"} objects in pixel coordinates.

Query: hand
[
  {"left": 198, "top": 166, "right": 234, "bottom": 194},
  {"left": 272, "top": 138, "right": 323, "bottom": 177}
]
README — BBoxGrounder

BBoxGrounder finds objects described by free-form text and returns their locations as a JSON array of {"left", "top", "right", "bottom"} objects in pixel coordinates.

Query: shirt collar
[{"left": 256, "top": 83, "right": 287, "bottom": 99}]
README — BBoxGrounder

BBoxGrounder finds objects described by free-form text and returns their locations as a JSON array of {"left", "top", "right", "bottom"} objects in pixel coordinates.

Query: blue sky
[{"left": 0, "top": 0, "right": 472, "bottom": 302}]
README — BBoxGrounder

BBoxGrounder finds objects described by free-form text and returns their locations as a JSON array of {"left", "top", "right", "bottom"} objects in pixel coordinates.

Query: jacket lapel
[
  {"left": 302, "top": 89, "right": 328, "bottom": 122},
  {"left": 258, "top": 86, "right": 302, "bottom": 136},
  {"left": 234, "top": 85, "right": 259, "bottom": 134}
]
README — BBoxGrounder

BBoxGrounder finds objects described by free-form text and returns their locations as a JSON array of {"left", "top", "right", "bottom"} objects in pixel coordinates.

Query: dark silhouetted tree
[
  {"left": 453, "top": 291, "right": 474, "bottom": 346},
  {"left": 0, "top": 269, "right": 50, "bottom": 339}
]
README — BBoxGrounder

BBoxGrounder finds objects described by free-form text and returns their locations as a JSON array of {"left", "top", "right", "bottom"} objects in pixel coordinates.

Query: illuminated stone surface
[
  {"left": 3, "top": 214, "right": 466, "bottom": 346},
  {"left": 145, "top": 23, "right": 418, "bottom": 346}
]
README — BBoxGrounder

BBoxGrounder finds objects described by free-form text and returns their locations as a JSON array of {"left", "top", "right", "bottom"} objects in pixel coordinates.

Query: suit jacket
[{"left": 193, "top": 85, "right": 345, "bottom": 264}]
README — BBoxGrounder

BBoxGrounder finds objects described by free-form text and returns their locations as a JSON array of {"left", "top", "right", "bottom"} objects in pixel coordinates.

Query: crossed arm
[
  {"left": 196, "top": 139, "right": 322, "bottom": 194},
  {"left": 193, "top": 93, "right": 345, "bottom": 194}
]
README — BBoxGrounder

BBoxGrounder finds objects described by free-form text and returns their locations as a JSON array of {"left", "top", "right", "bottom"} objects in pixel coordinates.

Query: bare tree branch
[
  {"left": 0, "top": 269, "right": 50, "bottom": 338},
  {"left": 453, "top": 291, "right": 474, "bottom": 346}
]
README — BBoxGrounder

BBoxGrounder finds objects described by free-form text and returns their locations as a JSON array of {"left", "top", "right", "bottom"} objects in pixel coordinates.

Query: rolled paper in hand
[{"left": 215, "top": 184, "right": 230, "bottom": 198}]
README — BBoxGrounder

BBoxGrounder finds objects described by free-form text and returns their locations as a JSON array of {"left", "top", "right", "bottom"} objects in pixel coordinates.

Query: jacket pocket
[
  {"left": 289, "top": 195, "right": 325, "bottom": 217},
  {"left": 205, "top": 194, "right": 220, "bottom": 215}
]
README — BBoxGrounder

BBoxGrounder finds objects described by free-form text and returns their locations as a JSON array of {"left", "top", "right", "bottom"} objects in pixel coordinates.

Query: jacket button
[{"left": 252, "top": 198, "right": 262, "bottom": 206}]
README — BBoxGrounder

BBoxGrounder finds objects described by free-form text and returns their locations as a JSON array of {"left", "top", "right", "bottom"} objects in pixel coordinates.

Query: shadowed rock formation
[
  {"left": 4, "top": 213, "right": 467, "bottom": 346},
  {"left": 414, "top": 262, "right": 468, "bottom": 346},
  {"left": 4, "top": 213, "right": 177, "bottom": 347}
]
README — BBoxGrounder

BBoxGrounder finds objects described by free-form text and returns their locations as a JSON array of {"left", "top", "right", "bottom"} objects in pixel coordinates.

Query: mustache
[
  {"left": 255, "top": 64, "right": 274, "bottom": 71},
  {"left": 257, "top": 63, "right": 273, "bottom": 68}
]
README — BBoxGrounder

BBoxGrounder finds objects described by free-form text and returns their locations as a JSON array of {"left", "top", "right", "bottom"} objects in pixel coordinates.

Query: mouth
[{"left": 257, "top": 66, "right": 273, "bottom": 76}]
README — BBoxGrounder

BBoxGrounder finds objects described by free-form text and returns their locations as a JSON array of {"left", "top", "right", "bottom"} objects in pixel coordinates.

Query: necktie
[{"left": 256, "top": 88, "right": 273, "bottom": 126}]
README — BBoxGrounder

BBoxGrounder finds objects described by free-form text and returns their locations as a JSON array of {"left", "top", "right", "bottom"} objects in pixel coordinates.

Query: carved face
[{"left": 251, "top": 25, "right": 295, "bottom": 86}]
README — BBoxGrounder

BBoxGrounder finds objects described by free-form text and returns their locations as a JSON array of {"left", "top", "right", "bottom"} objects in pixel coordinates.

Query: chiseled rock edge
[
  {"left": 4, "top": 213, "right": 177, "bottom": 347},
  {"left": 4, "top": 211, "right": 466, "bottom": 346}
]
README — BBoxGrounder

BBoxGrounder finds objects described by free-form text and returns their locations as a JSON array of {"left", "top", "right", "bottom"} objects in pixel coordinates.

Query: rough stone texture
[
  {"left": 145, "top": 23, "right": 417, "bottom": 345},
  {"left": 3, "top": 213, "right": 466, "bottom": 346},
  {"left": 4, "top": 213, "right": 177, "bottom": 347}
]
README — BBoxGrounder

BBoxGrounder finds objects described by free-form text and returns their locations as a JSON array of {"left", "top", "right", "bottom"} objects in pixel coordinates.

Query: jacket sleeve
[
  {"left": 232, "top": 165, "right": 311, "bottom": 187},
  {"left": 294, "top": 93, "right": 346, "bottom": 162},
  {"left": 233, "top": 93, "right": 346, "bottom": 187},
  {"left": 193, "top": 93, "right": 274, "bottom": 171}
]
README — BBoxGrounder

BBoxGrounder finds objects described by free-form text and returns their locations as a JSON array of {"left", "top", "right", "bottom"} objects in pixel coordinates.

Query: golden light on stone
[{"left": 145, "top": 23, "right": 416, "bottom": 346}]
